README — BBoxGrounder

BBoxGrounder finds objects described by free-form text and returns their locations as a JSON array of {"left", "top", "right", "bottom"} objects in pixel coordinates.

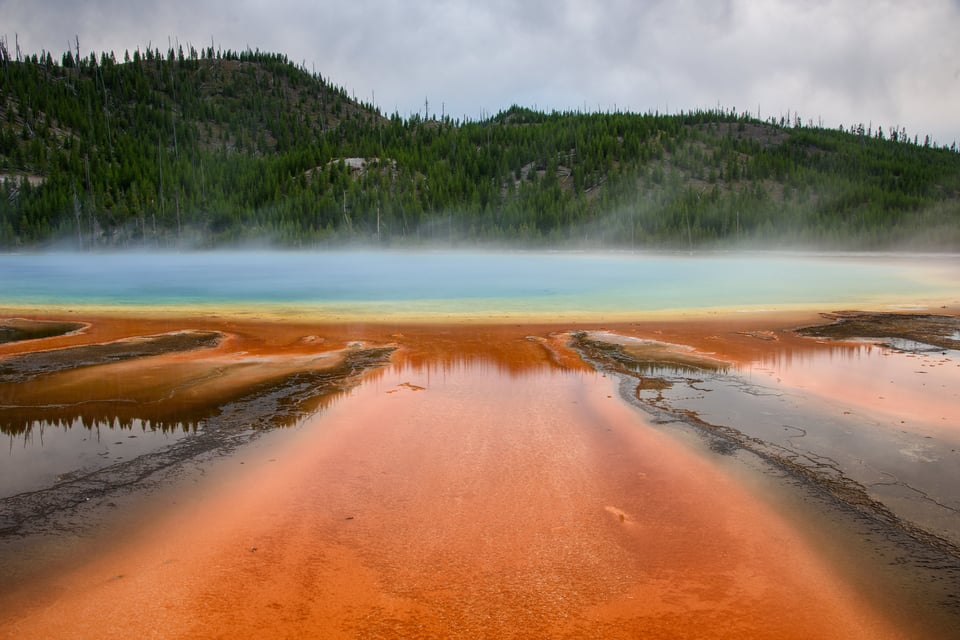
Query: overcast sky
[{"left": 3, "top": 0, "right": 958, "bottom": 145}]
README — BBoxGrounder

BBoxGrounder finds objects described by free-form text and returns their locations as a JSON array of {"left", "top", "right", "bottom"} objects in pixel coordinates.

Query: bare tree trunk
[
  {"left": 176, "top": 192, "right": 182, "bottom": 245},
  {"left": 73, "top": 183, "right": 83, "bottom": 250},
  {"left": 97, "top": 65, "right": 113, "bottom": 154},
  {"left": 158, "top": 132, "right": 165, "bottom": 224},
  {"left": 83, "top": 156, "right": 96, "bottom": 247}
]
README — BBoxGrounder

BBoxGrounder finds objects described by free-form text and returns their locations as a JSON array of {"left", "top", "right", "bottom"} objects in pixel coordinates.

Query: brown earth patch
[{"left": 796, "top": 311, "right": 960, "bottom": 351}]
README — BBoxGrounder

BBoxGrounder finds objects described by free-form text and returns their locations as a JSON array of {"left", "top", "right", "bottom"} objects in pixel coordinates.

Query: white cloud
[{"left": 2, "top": 0, "right": 958, "bottom": 144}]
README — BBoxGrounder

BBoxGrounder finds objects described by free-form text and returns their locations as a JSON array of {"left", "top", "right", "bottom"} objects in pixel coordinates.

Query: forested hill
[{"left": 1, "top": 44, "right": 959, "bottom": 249}]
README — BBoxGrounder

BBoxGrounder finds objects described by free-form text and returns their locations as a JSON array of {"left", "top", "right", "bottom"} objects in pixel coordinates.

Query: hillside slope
[{"left": 1, "top": 46, "right": 958, "bottom": 249}]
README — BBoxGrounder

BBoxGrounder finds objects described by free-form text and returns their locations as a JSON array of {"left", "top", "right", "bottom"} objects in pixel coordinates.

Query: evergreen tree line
[{"left": 1, "top": 42, "right": 958, "bottom": 250}]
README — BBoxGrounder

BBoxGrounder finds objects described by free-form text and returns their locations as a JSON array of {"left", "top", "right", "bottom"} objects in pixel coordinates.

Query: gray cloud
[{"left": 2, "top": 0, "right": 958, "bottom": 144}]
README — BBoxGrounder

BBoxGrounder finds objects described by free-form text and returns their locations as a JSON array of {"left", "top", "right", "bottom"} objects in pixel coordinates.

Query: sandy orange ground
[{"left": 0, "top": 312, "right": 933, "bottom": 638}]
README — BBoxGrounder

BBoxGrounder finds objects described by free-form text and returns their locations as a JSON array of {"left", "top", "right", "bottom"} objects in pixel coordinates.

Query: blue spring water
[{"left": 0, "top": 250, "right": 955, "bottom": 315}]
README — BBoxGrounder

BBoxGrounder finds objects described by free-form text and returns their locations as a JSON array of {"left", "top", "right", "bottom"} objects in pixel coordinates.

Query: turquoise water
[{"left": 1, "top": 251, "right": 957, "bottom": 315}]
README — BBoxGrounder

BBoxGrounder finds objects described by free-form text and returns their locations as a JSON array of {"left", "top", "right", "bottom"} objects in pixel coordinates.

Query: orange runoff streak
[{"left": 1, "top": 357, "right": 904, "bottom": 639}]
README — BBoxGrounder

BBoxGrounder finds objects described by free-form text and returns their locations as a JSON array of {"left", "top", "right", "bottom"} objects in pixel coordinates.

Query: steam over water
[{"left": 1, "top": 250, "right": 956, "bottom": 314}]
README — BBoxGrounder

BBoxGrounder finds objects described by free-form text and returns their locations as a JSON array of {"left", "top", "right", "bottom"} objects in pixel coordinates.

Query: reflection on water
[
  {"left": 626, "top": 362, "right": 727, "bottom": 377},
  {"left": 2, "top": 311, "right": 959, "bottom": 636},
  {"left": 0, "top": 330, "right": 394, "bottom": 530},
  {"left": 6, "top": 359, "right": 928, "bottom": 640},
  {"left": 0, "top": 321, "right": 587, "bottom": 511},
  {"left": 577, "top": 326, "right": 960, "bottom": 553},
  {"left": 750, "top": 341, "right": 960, "bottom": 433},
  {"left": 2, "top": 418, "right": 193, "bottom": 498},
  {"left": 697, "top": 341, "right": 960, "bottom": 544},
  {"left": 0, "top": 408, "right": 206, "bottom": 437},
  {"left": 392, "top": 341, "right": 585, "bottom": 378}
]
